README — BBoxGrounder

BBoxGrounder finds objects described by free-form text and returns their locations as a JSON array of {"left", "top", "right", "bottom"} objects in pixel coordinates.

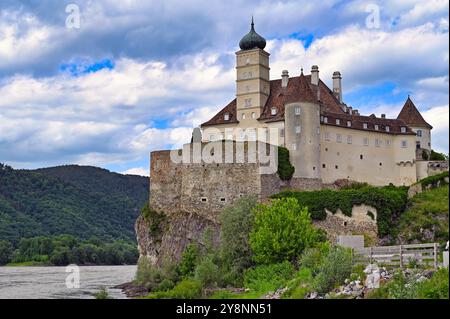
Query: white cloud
[{"left": 122, "top": 167, "right": 149, "bottom": 177}]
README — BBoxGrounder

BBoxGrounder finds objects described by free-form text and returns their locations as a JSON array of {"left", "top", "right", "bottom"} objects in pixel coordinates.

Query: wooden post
[
  {"left": 434, "top": 243, "right": 438, "bottom": 270},
  {"left": 399, "top": 245, "right": 403, "bottom": 269}
]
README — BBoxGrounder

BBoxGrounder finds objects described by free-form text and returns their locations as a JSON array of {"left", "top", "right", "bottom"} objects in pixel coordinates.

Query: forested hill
[{"left": 0, "top": 164, "right": 149, "bottom": 245}]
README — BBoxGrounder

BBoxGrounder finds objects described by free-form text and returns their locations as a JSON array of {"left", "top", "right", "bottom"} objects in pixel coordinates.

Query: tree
[
  {"left": 219, "top": 196, "right": 258, "bottom": 275},
  {"left": 430, "top": 150, "right": 448, "bottom": 161},
  {"left": 249, "top": 198, "right": 319, "bottom": 264},
  {"left": 0, "top": 240, "right": 13, "bottom": 265}
]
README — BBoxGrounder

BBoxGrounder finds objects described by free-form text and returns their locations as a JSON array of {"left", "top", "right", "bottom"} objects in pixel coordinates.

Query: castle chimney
[
  {"left": 348, "top": 106, "right": 353, "bottom": 114},
  {"left": 281, "top": 70, "right": 289, "bottom": 88},
  {"left": 311, "top": 65, "right": 319, "bottom": 85},
  {"left": 333, "top": 71, "right": 343, "bottom": 103},
  {"left": 381, "top": 114, "right": 386, "bottom": 119}
]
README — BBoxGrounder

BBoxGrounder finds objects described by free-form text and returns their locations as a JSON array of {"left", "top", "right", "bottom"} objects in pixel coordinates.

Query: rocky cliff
[{"left": 135, "top": 210, "right": 220, "bottom": 267}]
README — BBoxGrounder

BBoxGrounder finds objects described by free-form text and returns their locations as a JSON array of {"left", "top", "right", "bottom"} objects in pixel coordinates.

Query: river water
[{"left": 0, "top": 265, "right": 137, "bottom": 299}]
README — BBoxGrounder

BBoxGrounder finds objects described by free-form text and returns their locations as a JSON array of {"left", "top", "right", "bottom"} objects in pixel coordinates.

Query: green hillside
[{"left": 0, "top": 163, "right": 148, "bottom": 245}]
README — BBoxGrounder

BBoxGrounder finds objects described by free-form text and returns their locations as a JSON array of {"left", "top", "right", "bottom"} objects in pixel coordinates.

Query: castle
[{"left": 149, "top": 20, "right": 447, "bottom": 216}]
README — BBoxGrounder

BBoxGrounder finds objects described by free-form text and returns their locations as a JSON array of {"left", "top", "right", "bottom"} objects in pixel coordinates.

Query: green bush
[
  {"left": 141, "top": 203, "right": 166, "bottom": 237},
  {"left": 313, "top": 246, "right": 353, "bottom": 293},
  {"left": 277, "top": 147, "right": 295, "bottom": 181},
  {"left": 244, "top": 261, "right": 295, "bottom": 293},
  {"left": 282, "top": 268, "right": 314, "bottom": 299},
  {"left": 416, "top": 268, "right": 449, "bottom": 299},
  {"left": 219, "top": 196, "right": 258, "bottom": 284},
  {"left": 153, "top": 279, "right": 203, "bottom": 299},
  {"left": 419, "top": 171, "right": 449, "bottom": 189},
  {"left": 429, "top": 150, "right": 448, "bottom": 161},
  {"left": 272, "top": 185, "right": 408, "bottom": 237},
  {"left": 178, "top": 243, "right": 200, "bottom": 279},
  {"left": 93, "top": 287, "right": 111, "bottom": 299},
  {"left": 135, "top": 258, "right": 163, "bottom": 291},
  {"left": 194, "top": 257, "right": 220, "bottom": 288},
  {"left": 249, "top": 198, "right": 319, "bottom": 264},
  {"left": 299, "top": 242, "right": 331, "bottom": 276},
  {"left": 0, "top": 240, "right": 13, "bottom": 265}
]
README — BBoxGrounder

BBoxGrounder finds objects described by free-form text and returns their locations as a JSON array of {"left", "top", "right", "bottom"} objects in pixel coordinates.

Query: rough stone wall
[
  {"left": 313, "top": 204, "right": 378, "bottom": 245},
  {"left": 289, "top": 177, "right": 323, "bottom": 190}
]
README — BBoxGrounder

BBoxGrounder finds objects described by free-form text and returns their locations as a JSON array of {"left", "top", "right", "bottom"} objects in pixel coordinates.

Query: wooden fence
[{"left": 352, "top": 243, "right": 439, "bottom": 269}]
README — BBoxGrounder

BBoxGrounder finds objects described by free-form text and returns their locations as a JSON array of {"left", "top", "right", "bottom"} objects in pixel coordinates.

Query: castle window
[
  {"left": 322, "top": 164, "right": 326, "bottom": 168},
  {"left": 386, "top": 139, "right": 391, "bottom": 146},
  {"left": 347, "top": 136, "right": 352, "bottom": 144},
  {"left": 271, "top": 107, "right": 277, "bottom": 115},
  {"left": 324, "top": 132, "right": 330, "bottom": 141},
  {"left": 417, "top": 130, "right": 422, "bottom": 137},
  {"left": 220, "top": 198, "right": 226, "bottom": 203},
  {"left": 320, "top": 115, "right": 324, "bottom": 122},
  {"left": 242, "top": 113, "right": 246, "bottom": 120},
  {"left": 252, "top": 112, "right": 256, "bottom": 119},
  {"left": 363, "top": 123, "right": 368, "bottom": 129},
  {"left": 224, "top": 113, "right": 230, "bottom": 121},
  {"left": 291, "top": 143, "right": 297, "bottom": 151},
  {"left": 360, "top": 154, "right": 363, "bottom": 160},
  {"left": 375, "top": 139, "right": 381, "bottom": 147},
  {"left": 209, "top": 134, "right": 215, "bottom": 141},
  {"left": 201, "top": 197, "right": 208, "bottom": 203},
  {"left": 280, "top": 128, "right": 285, "bottom": 137},
  {"left": 401, "top": 127, "right": 406, "bottom": 133},
  {"left": 245, "top": 99, "right": 252, "bottom": 107},
  {"left": 347, "top": 121, "right": 351, "bottom": 127},
  {"left": 374, "top": 124, "right": 379, "bottom": 131},
  {"left": 324, "top": 117, "right": 328, "bottom": 123},
  {"left": 317, "top": 127, "right": 320, "bottom": 135},
  {"left": 295, "top": 125, "right": 301, "bottom": 134},
  {"left": 336, "top": 134, "right": 342, "bottom": 143},
  {"left": 386, "top": 126, "right": 390, "bottom": 132},
  {"left": 335, "top": 165, "right": 339, "bottom": 169},
  {"left": 336, "top": 119, "right": 341, "bottom": 125},
  {"left": 379, "top": 163, "right": 382, "bottom": 166},
  {"left": 295, "top": 107, "right": 301, "bottom": 115},
  {"left": 401, "top": 140, "right": 407, "bottom": 148},
  {"left": 363, "top": 137, "right": 369, "bottom": 146}
]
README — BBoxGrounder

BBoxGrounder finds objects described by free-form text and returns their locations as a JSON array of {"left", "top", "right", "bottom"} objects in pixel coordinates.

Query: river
[{"left": 0, "top": 265, "right": 137, "bottom": 299}]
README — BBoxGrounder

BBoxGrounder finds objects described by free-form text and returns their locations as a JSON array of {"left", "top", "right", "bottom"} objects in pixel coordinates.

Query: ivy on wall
[
  {"left": 271, "top": 185, "right": 409, "bottom": 237},
  {"left": 419, "top": 171, "right": 449, "bottom": 190}
]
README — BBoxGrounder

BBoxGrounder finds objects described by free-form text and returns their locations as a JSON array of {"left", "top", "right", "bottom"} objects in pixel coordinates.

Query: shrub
[
  {"left": 249, "top": 198, "right": 319, "bottom": 264},
  {"left": 93, "top": 287, "right": 111, "bottom": 299},
  {"left": 419, "top": 171, "right": 449, "bottom": 189},
  {"left": 135, "top": 258, "right": 163, "bottom": 291},
  {"left": 314, "top": 246, "right": 353, "bottom": 293},
  {"left": 429, "top": 150, "right": 448, "bottom": 161},
  {"left": 154, "top": 279, "right": 203, "bottom": 299},
  {"left": 416, "top": 268, "right": 449, "bottom": 299},
  {"left": 194, "top": 257, "right": 220, "bottom": 288},
  {"left": 0, "top": 240, "right": 13, "bottom": 265},
  {"left": 156, "top": 279, "right": 175, "bottom": 292},
  {"left": 244, "top": 261, "right": 295, "bottom": 293},
  {"left": 282, "top": 268, "right": 314, "bottom": 299},
  {"left": 299, "top": 242, "right": 330, "bottom": 276},
  {"left": 219, "top": 196, "right": 257, "bottom": 284},
  {"left": 178, "top": 243, "right": 200, "bottom": 279},
  {"left": 141, "top": 203, "right": 166, "bottom": 237},
  {"left": 277, "top": 147, "right": 295, "bottom": 180}
]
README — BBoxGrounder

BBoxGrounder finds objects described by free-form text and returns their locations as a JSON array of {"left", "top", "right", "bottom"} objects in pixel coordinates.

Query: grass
[{"left": 393, "top": 185, "right": 448, "bottom": 244}]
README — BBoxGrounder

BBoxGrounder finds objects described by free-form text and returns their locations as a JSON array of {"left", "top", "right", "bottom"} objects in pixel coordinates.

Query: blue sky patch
[
  {"left": 289, "top": 32, "right": 314, "bottom": 49},
  {"left": 60, "top": 59, "right": 115, "bottom": 76}
]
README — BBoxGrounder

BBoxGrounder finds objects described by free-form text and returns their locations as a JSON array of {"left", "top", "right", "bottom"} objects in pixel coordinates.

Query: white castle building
[{"left": 199, "top": 20, "right": 445, "bottom": 186}]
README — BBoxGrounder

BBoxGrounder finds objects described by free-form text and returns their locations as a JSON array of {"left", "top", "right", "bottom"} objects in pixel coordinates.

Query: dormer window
[
  {"left": 324, "top": 117, "right": 328, "bottom": 123},
  {"left": 401, "top": 127, "right": 406, "bottom": 133},
  {"left": 374, "top": 124, "right": 379, "bottom": 131},
  {"left": 417, "top": 130, "right": 422, "bottom": 137},
  {"left": 336, "top": 119, "right": 341, "bottom": 125},
  {"left": 347, "top": 121, "right": 351, "bottom": 127},
  {"left": 295, "top": 107, "right": 301, "bottom": 115},
  {"left": 363, "top": 123, "right": 368, "bottom": 129},
  {"left": 224, "top": 113, "right": 230, "bottom": 121},
  {"left": 271, "top": 107, "right": 277, "bottom": 116},
  {"left": 385, "top": 126, "right": 390, "bottom": 132}
]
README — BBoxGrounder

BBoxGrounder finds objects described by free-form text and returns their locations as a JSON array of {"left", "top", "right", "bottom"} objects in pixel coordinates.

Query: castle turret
[
  {"left": 284, "top": 71, "right": 321, "bottom": 180},
  {"left": 236, "top": 18, "right": 270, "bottom": 124}
]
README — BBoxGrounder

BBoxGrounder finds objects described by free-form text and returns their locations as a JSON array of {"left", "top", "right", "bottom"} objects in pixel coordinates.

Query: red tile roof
[
  {"left": 201, "top": 76, "right": 420, "bottom": 135},
  {"left": 397, "top": 97, "right": 433, "bottom": 129}
]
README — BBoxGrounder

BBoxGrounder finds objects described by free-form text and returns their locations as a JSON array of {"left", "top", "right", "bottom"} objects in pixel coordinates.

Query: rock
[{"left": 114, "top": 282, "right": 148, "bottom": 298}]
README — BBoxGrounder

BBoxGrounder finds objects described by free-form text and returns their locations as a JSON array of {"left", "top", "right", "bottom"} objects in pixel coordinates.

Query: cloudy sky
[{"left": 0, "top": 0, "right": 448, "bottom": 176}]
